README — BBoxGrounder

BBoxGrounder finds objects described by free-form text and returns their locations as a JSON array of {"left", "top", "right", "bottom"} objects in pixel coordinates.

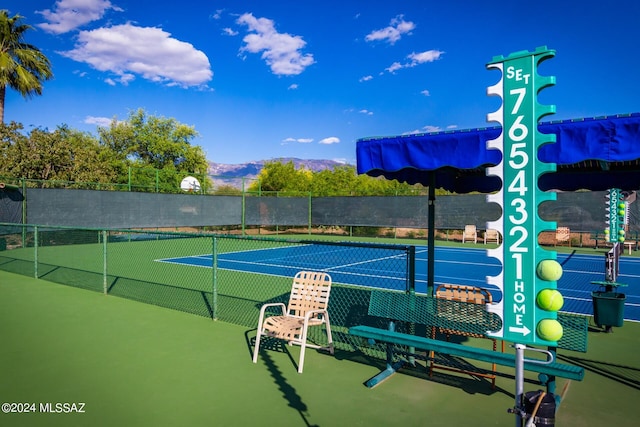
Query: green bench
[{"left": 348, "top": 290, "right": 586, "bottom": 389}]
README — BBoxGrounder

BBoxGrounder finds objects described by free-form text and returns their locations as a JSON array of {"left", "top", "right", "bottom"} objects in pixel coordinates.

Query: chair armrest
[
  {"left": 257, "top": 303, "right": 287, "bottom": 325},
  {"left": 303, "top": 309, "right": 329, "bottom": 323}
]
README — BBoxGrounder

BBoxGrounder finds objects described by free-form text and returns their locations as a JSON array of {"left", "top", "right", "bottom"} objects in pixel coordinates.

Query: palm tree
[{"left": 0, "top": 10, "right": 53, "bottom": 123}]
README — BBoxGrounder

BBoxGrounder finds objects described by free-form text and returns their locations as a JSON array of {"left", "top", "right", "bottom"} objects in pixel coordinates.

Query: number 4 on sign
[{"left": 508, "top": 171, "right": 528, "bottom": 196}]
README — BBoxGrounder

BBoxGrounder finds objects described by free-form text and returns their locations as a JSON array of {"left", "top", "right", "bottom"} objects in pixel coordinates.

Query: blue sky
[{"left": 4, "top": 0, "right": 640, "bottom": 165}]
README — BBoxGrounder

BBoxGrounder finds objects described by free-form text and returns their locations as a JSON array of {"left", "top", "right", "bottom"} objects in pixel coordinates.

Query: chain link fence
[
  {"left": 3, "top": 186, "right": 639, "bottom": 246},
  {"left": 0, "top": 221, "right": 588, "bottom": 368},
  {"left": 0, "top": 223, "right": 415, "bottom": 358}
]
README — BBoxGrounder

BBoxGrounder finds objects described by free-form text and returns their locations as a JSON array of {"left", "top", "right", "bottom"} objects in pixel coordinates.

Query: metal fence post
[
  {"left": 212, "top": 236, "right": 218, "bottom": 320},
  {"left": 103, "top": 230, "right": 108, "bottom": 295},
  {"left": 308, "top": 192, "right": 312, "bottom": 235},
  {"left": 241, "top": 179, "right": 246, "bottom": 236},
  {"left": 33, "top": 225, "right": 38, "bottom": 279}
]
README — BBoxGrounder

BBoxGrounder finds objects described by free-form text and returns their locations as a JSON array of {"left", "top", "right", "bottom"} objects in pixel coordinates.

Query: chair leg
[
  {"left": 298, "top": 342, "right": 306, "bottom": 374},
  {"left": 428, "top": 326, "right": 436, "bottom": 377},
  {"left": 298, "top": 321, "right": 310, "bottom": 373},
  {"left": 324, "top": 313, "right": 334, "bottom": 355},
  {"left": 252, "top": 327, "right": 262, "bottom": 364},
  {"left": 253, "top": 310, "right": 268, "bottom": 364}
]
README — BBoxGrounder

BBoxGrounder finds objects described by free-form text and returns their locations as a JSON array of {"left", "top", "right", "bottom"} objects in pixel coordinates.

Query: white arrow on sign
[{"left": 508, "top": 325, "right": 531, "bottom": 336}]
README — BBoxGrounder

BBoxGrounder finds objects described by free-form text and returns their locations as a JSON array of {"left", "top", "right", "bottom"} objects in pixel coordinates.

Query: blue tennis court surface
[{"left": 158, "top": 244, "right": 640, "bottom": 322}]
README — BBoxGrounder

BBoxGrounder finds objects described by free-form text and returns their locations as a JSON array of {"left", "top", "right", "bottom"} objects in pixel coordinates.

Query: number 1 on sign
[{"left": 512, "top": 253, "right": 523, "bottom": 280}]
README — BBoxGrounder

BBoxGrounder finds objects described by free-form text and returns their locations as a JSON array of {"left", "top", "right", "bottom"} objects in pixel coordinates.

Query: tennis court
[{"left": 159, "top": 244, "right": 640, "bottom": 322}]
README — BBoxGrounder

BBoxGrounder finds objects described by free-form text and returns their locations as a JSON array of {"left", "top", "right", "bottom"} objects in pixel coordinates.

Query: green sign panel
[
  {"left": 606, "top": 188, "right": 626, "bottom": 242},
  {"left": 486, "top": 47, "right": 561, "bottom": 346}
]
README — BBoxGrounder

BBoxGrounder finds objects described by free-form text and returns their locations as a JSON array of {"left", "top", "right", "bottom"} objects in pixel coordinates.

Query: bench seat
[{"left": 349, "top": 325, "right": 585, "bottom": 381}]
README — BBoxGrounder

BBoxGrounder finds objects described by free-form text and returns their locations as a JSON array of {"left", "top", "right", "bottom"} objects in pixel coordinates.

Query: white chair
[
  {"left": 555, "top": 227, "right": 571, "bottom": 247},
  {"left": 484, "top": 229, "right": 500, "bottom": 245},
  {"left": 253, "top": 271, "right": 334, "bottom": 373},
  {"left": 462, "top": 225, "right": 477, "bottom": 244},
  {"left": 429, "top": 284, "right": 502, "bottom": 389}
]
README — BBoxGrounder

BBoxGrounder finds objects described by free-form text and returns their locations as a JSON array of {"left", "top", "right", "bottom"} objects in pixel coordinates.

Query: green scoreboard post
[
  {"left": 486, "top": 46, "right": 563, "bottom": 347},
  {"left": 606, "top": 188, "right": 627, "bottom": 243}
]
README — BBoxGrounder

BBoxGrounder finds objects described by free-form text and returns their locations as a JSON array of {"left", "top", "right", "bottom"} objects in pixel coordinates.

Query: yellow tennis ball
[
  {"left": 536, "top": 260, "right": 563, "bottom": 282},
  {"left": 536, "top": 289, "right": 564, "bottom": 311},
  {"left": 537, "top": 319, "right": 563, "bottom": 342}
]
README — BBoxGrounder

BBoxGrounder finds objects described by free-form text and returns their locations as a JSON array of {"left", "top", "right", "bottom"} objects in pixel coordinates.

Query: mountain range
[{"left": 207, "top": 158, "right": 347, "bottom": 188}]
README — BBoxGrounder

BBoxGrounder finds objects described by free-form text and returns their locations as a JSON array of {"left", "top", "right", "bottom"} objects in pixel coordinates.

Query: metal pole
[
  {"left": 103, "top": 230, "right": 108, "bottom": 295},
  {"left": 427, "top": 173, "right": 436, "bottom": 296},
  {"left": 34, "top": 226, "right": 38, "bottom": 279},
  {"left": 21, "top": 179, "right": 26, "bottom": 247},
  {"left": 241, "top": 178, "right": 246, "bottom": 236},
  {"left": 407, "top": 246, "right": 416, "bottom": 365},
  {"left": 212, "top": 236, "right": 217, "bottom": 320},
  {"left": 308, "top": 192, "right": 312, "bottom": 235},
  {"left": 515, "top": 343, "right": 525, "bottom": 427}
]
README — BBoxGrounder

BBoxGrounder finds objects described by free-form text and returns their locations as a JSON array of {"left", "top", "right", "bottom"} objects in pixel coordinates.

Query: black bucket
[
  {"left": 523, "top": 390, "right": 556, "bottom": 426},
  {"left": 592, "top": 291, "right": 626, "bottom": 327}
]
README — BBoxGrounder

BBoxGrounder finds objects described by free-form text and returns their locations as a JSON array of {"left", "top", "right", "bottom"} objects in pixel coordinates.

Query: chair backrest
[
  {"left": 556, "top": 227, "right": 570, "bottom": 241},
  {"left": 464, "top": 225, "right": 476, "bottom": 237},
  {"left": 436, "top": 284, "right": 492, "bottom": 304},
  {"left": 485, "top": 228, "right": 499, "bottom": 243},
  {"left": 434, "top": 284, "right": 494, "bottom": 337},
  {"left": 288, "top": 271, "right": 332, "bottom": 318}
]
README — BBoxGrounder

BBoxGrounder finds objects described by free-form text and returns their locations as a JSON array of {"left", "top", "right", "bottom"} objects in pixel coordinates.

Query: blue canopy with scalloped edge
[
  {"left": 357, "top": 113, "right": 640, "bottom": 292},
  {"left": 356, "top": 113, "right": 640, "bottom": 192}
]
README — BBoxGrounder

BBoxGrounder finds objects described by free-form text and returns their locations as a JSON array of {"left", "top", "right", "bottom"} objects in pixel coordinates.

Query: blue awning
[{"left": 356, "top": 113, "right": 640, "bottom": 192}]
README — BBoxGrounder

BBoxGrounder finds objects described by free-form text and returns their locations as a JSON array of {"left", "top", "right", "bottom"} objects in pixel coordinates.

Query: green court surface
[{"left": 1, "top": 270, "right": 638, "bottom": 427}]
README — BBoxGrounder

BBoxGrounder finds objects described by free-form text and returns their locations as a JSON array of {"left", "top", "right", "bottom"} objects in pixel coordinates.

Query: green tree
[
  {"left": 0, "top": 11, "right": 53, "bottom": 123},
  {"left": 0, "top": 122, "right": 116, "bottom": 185},
  {"left": 248, "top": 160, "right": 312, "bottom": 194},
  {"left": 97, "top": 109, "right": 210, "bottom": 192},
  {"left": 311, "top": 165, "right": 357, "bottom": 196},
  {"left": 247, "top": 160, "right": 430, "bottom": 196}
]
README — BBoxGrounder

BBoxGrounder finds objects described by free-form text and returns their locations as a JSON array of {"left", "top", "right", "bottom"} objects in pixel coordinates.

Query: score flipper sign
[
  {"left": 606, "top": 188, "right": 627, "bottom": 243},
  {"left": 485, "top": 47, "right": 563, "bottom": 346}
]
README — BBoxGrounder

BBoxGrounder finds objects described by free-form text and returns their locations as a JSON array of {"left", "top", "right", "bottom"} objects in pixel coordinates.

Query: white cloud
[
  {"left": 288, "top": 84, "right": 298, "bottom": 90},
  {"left": 282, "top": 137, "right": 313, "bottom": 144},
  {"left": 237, "top": 13, "right": 315, "bottom": 76},
  {"left": 359, "top": 75, "right": 373, "bottom": 82},
  {"left": 59, "top": 24, "right": 213, "bottom": 88},
  {"left": 319, "top": 136, "right": 340, "bottom": 145},
  {"left": 223, "top": 27, "right": 238, "bottom": 36},
  {"left": 446, "top": 125, "right": 458, "bottom": 130},
  {"left": 385, "top": 62, "right": 403, "bottom": 73},
  {"left": 421, "top": 89, "right": 430, "bottom": 96},
  {"left": 359, "top": 109, "right": 373, "bottom": 116},
  {"left": 403, "top": 125, "right": 443, "bottom": 135},
  {"left": 407, "top": 50, "right": 444, "bottom": 66},
  {"left": 365, "top": 15, "right": 415, "bottom": 45},
  {"left": 84, "top": 116, "right": 112, "bottom": 126},
  {"left": 212, "top": 9, "right": 224, "bottom": 20},
  {"left": 384, "top": 50, "right": 444, "bottom": 74},
  {"left": 36, "top": 0, "right": 122, "bottom": 34}
]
